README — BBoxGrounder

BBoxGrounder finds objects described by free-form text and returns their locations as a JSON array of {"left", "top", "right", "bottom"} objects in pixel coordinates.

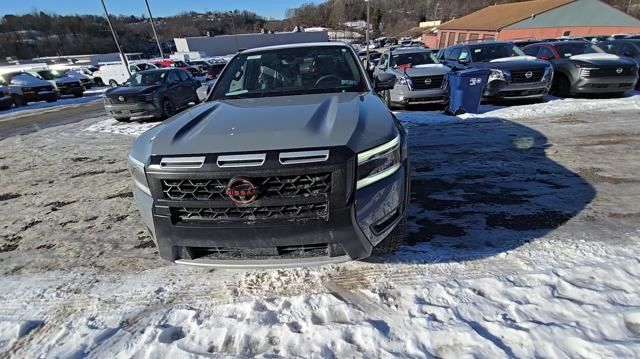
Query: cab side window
[
  {"left": 446, "top": 48, "right": 462, "bottom": 61},
  {"left": 167, "top": 71, "right": 180, "bottom": 84},
  {"left": 523, "top": 46, "right": 539, "bottom": 56},
  {"left": 176, "top": 70, "right": 189, "bottom": 82},
  {"left": 621, "top": 44, "right": 638, "bottom": 57},
  {"left": 539, "top": 47, "right": 555, "bottom": 60},
  {"left": 458, "top": 48, "right": 470, "bottom": 62},
  {"left": 380, "top": 54, "right": 388, "bottom": 67}
]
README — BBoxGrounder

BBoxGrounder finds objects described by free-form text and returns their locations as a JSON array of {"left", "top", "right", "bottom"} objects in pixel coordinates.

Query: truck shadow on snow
[{"left": 384, "top": 116, "right": 595, "bottom": 263}]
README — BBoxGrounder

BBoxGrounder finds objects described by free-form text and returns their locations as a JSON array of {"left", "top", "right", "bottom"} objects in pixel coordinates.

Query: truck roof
[{"left": 240, "top": 42, "right": 348, "bottom": 54}]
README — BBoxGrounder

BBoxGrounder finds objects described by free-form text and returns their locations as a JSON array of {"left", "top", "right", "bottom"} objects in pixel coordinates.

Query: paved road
[{"left": 0, "top": 100, "right": 105, "bottom": 140}]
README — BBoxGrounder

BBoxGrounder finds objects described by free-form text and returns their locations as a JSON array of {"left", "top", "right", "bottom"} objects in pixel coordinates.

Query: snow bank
[{"left": 83, "top": 118, "right": 159, "bottom": 136}]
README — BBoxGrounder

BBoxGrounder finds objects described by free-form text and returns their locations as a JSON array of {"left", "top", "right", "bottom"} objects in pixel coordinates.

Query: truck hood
[
  {"left": 474, "top": 57, "right": 548, "bottom": 70},
  {"left": 106, "top": 85, "right": 161, "bottom": 97},
  {"left": 392, "top": 64, "right": 450, "bottom": 77},
  {"left": 569, "top": 53, "right": 637, "bottom": 66},
  {"left": 54, "top": 77, "right": 80, "bottom": 85},
  {"left": 136, "top": 92, "right": 398, "bottom": 157}
]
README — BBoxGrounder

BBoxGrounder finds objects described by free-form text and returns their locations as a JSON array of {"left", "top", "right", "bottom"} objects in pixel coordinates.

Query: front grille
[
  {"left": 26, "top": 85, "right": 53, "bottom": 92},
  {"left": 510, "top": 68, "right": 545, "bottom": 83},
  {"left": 162, "top": 173, "right": 332, "bottom": 201},
  {"left": 172, "top": 202, "right": 329, "bottom": 222},
  {"left": 581, "top": 66, "right": 635, "bottom": 77},
  {"left": 411, "top": 75, "right": 445, "bottom": 90}
]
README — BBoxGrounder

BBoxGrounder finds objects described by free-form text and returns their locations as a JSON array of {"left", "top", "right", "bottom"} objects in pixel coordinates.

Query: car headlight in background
[
  {"left": 357, "top": 135, "right": 402, "bottom": 190},
  {"left": 127, "top": 155, "right": 151, "bottom": 196},
  {"left": 488, "top": 69, "right": 506, "bottom": 82},
  {"left": 396, "top": 76, "right": 414, "bottom": 90},
  {"left": 542, "top": 66, "right": 554, "bottom": 81}
]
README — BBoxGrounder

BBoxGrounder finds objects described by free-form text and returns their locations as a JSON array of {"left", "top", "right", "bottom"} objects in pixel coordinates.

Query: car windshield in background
[
  {"left": 172, "top": 61, "right": 188, "bottom": 67},
  {"left": 555, "top": 43, "right": 605, "bottom": 58},
  {"left": 37, "top": 70, "right": 66, "bottom": 80},
  {"left": 125, "top": 71, "right": 167, "bottom": 87},
  {"left": 212, "top": 46, "right": 366, "bottom": 100},
  {"left": 136, "top": 63, "right": 155, "bottom": 71},
  {"left": 470, "top": 44, "right": 525, "bottom": 62},
  {"left": 391, "top": 51, "right": 436, "bottom": 67}
]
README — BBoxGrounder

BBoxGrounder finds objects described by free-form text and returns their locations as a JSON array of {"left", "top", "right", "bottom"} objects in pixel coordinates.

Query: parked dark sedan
[
  {"left": 523, "top": 41, "right": 639, "bottom": 96},
  {"left": 104, "top": 68, "right": 200, "bottom": 122}
]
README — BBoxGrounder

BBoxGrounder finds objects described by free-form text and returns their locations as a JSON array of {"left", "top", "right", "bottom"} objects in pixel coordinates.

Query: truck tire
[
  {"left": 161, "top": 99, "right": 176, "bottom": 119},
  {"left": 551, "top": 75, "right": 570, "bottom": 98},
  {"left": 12, "top": 95, "right": 25, "bottom": 107},
  {"left": 109, "top": 80, "right": 118, "bottom": 87},
  {"left": 116, "top": 117, "right": 131, "bottom": 122},
  {"left": 73, "top": 91, "right": 84, "bottom": 98}
]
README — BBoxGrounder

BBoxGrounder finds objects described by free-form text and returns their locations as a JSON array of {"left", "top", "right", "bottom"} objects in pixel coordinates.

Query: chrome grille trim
[
  {"left": 217, "top": 153, "right": 266, "bottom": 168},
  {"left": 151, "top": 156, "right": 205, "bottom": 170},
  {"left": 279, "top": 150, "right": 329, "bottom": 165}
]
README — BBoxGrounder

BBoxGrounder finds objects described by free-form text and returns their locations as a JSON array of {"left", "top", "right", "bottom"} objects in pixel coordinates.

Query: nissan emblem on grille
[
  {"left": 225, "top": 177, "right": 258, "bottom": 204},
  {"left": 525, "top": 71, "right": 533, "bottom": 79},
  {"left": 616, "top": 68, "right": 623, "bottom": 74},
  {"left": 424, "top": 78, "right": 432, "bottom": 85}
]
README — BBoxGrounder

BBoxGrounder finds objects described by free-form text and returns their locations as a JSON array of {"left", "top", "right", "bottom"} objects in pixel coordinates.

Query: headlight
[
  {"left": 489, "top": 69, "right": 505, "bottom": 82},
  {"left": 396, "top": 76, "right": 408, "bottom": 85},
  {"left": 542, "top": 66, "right": 554, "bottom": 81},
  {"left": 357, "top": 135, "right": 402, "bottom": 190},
  {"left": 127, "top": 154, "right": 151, "bottom": 196}
]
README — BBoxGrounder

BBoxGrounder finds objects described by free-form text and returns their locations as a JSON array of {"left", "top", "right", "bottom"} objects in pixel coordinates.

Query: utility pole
[
  {"left": 100, "top": 0, "right": 130, "bottom": 76},
  {"left": 144, "top": 0, "right": 164, "bottom": 58},
  {"left": 365, "top": 0, "right": 370, "bottom": 70},
  {"left": 627, "top": 0, "right": 632, "bottom": 14}
]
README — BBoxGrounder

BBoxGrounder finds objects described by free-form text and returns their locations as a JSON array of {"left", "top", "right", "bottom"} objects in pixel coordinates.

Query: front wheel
[
  {"left": 109, "top": 80, "right": 118, "bottom": 87},
  {"left": 161, "top": 99, "right": 176, "bottom": 119},
  {"left": 12, "top": 95, "right": 25, "bottom": 107},
  {"left": 551, "top": 75, "right": 570, "bottom": 97}
]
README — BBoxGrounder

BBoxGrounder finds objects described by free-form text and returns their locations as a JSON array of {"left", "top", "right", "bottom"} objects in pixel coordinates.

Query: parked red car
[{"left": 152, "top": 60, "right": 200, "bottom": 76}]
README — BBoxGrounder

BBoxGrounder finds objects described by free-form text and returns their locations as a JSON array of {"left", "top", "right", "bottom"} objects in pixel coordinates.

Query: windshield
[
  {"left": 135, "top": 63, "right": 156, "bottom": 71},
  {"left": 469, "top": 44, "right": 525, "bottom": 62},
  {"left": 37, "top": 70, "right": 66, "bottom": 80},
  {"left": 211, "top": 46, "right": 367, "bottom": 100},
  {"left": 172, "top": 61, "right": 188, "bottom": 67},
  {"left": 555, "top": 43, "right": 605, "bottom": 58},
  {"left": 125, "top": 71, "right": 167, "bottom": 87},
  {"left": 391, "top": 51, "right": 437, "bottom": 66}
]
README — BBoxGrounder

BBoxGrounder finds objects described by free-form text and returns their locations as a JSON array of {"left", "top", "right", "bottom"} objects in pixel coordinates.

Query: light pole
[
  {"left": 365, "top": 0, "right": 370, "bottom": 69},
  {"left": 144, "top": 0, "right": 164, "bottom": 58},
  {"left": 100, "top": 0, "right": 130, "bottom": 76}
]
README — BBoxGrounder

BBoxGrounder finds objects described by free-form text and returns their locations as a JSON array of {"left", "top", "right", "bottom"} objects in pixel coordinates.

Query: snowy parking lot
[{"left": 1, "top": 95, "right": 640, "bottom": 357}]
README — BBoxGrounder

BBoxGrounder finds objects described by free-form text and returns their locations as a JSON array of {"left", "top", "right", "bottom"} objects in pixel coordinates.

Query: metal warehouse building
[{"left": 435, "top": 0, "right": 640, "bottom": 47}]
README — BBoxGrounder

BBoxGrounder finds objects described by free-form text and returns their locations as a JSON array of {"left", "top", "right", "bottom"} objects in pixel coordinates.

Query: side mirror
[
  {"left": 458, "top": 58, "right": 469, "bottom": 64},
  {"left": 196, "top": 85, "right": 209, "bottom": 102},
  {"left": 374, "top": 73, "right": 396, "bottom": 91}
]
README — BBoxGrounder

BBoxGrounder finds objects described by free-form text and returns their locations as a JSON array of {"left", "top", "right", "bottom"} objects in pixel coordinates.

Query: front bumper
[
  {"left": 57, "top": 85, "right": 84, "bottom": 96},
  {"left": 104, "top": 102, "right": 161, "bottom": 119},
  {"left": 572, "top": 75, "right": 638, "bottom": 94},
  {"left": 22, "top": 90, "right": 59, "bottom": 103},
  {"left": 484, "top": 80, "right": 551, "bottom": 100},
  {"left": 391, "top": 86, "right": 448, "bottom": 105},
  {"left": 134, "top": 150, "right": 409, "bottom": 268},
  {"left": 0, "top": 95, "right": 12, "bottom": 109}
]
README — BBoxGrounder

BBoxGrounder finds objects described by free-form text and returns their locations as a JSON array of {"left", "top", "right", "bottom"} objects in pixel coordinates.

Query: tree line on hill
[{"left": 1, "top": 0, "right": 637, "bottom": 60}]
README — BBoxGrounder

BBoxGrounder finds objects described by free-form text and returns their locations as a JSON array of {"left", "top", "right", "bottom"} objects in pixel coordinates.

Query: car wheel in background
[
  {"left": 115, "top": 117, "right": 131, "bottom": 122},
  {"left": 551, "top": 75, "right": 570, "bottom": 97},
  {"left": 73, "top": 92, "right": 83, "bottom": 98},
  {"left": 94, "top": 78, "right": 104, "bottom": 86},
  {"left": 46, "top": 97, "right": 57, "bottom": 103},
  {"left": 109, "top": 80, "right": 118, "bottom": 87},
  {"left": 161, "top": 99, "right": 176, "bottom": 119},
  {"left": 0, "top": 102, "right": 11, "bottom": 111},
  {"left": 12, "top": 95, "right": 25, "bottom": 107}
]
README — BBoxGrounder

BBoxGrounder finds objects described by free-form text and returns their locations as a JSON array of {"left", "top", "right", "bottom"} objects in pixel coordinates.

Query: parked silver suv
[{"left": 373, "top": 47, "right": 450, "bottom": 107}]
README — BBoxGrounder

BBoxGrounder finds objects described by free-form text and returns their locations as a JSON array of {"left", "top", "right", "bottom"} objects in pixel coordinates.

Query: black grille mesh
[
  {"left": 162, "top": 173, "right": 332, "bottom": 201},
  {"left": 173, "top": 203, "right": 329, "bottom": 222}
]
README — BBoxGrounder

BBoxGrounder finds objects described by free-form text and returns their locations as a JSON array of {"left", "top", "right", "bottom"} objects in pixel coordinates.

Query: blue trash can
[{"left": 446, "top": 68, "right": 491, "bottom": 115}]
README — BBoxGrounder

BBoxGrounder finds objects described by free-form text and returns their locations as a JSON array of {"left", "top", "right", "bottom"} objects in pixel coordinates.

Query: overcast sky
[{"left": 0, "top": 0, "right": 325, "bottom": 19}]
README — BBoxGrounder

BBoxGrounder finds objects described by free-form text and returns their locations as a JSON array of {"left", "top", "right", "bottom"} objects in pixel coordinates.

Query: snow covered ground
[{"left": 1, "top": 95, "right": 640, "bottom": 357}]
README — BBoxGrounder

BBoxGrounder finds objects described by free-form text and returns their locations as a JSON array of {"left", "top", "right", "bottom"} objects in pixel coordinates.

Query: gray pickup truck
[{"left": 128, "top": 43, "right": 410, "bottom": 268}]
